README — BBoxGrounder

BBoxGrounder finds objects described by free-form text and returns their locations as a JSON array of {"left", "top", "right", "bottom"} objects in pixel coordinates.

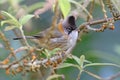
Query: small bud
[
  {"left": 109, "top": 25, "right": 115, "bottom": 30},
  {"left": 2, "top": 59, "right": 9, "bottom": 64},
  {"left": 6, "top": 68, "right": 10, "bottom": 75}
]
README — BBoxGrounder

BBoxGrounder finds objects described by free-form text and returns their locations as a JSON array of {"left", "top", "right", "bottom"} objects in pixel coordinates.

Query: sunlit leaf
[
  {"left": 1, "top": 20, "right": 12, "bottom": 26},
  {"left": 79, "top": 55, "right": 85, "bottom": 67},
  {"left": 84, "top": 63, "right": 120, "bottom": 68},
  {"left": 84, "top": 60, "right": 92, "bottom": 64},
  {"left": 19, "top": 14, "right": 34, "bottom": 25},
  {"left": 43, "top": 49, "right": 49, "bottom": 58},
  {"left": 47, "top": 74, "right": 64, "bottom": 80},
  {"left": 1, "top": 19, "right": 18, "bottom": 27},
  {"left": 4, "top": 26, "right": 16, "bottom": 31},
  {"left": 1, "top": 11, "right": 21, "bottom": 27},
  {"left": 49, "top": 48, "right": 61, "bottom": 55},
  {"left": 57, "top": 63, "right": 74, "bottom": 69},
  {"left": 72, "top": 55, "right": 81, "bottom": 66},
  {"left": 1, "top": 11, "right": 18, "bottom": 23},
  {"left": 59, "top": 0, "right": 71, "bottom": 18}
]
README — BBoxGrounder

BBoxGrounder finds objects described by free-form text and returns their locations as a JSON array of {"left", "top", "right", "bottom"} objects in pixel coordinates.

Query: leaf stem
[
  {"left": 19, "top": 27, "right": 30, "bottom": 48},
  {"left": 76, "top": 70, "right": 82, "bottom": 80}
]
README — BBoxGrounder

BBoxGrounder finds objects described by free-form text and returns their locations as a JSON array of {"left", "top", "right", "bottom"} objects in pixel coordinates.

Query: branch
[
  {"left": 80, "top": 17, "right": 119, "bottom": 27},
  {"left": 78, "top": 16, "right": 120, "bottom": 32},
  {"left": 106, "top": 72, "right": 120, "bottom": 80},
  {"left": 0, "top": 44, "right": 73, "bottom": 75},
  {"left": 0, "top": 51, "right": 66, "bottom": 74},
  {"left": 0, "top": 31, "right": 17, "bottom": 60}
]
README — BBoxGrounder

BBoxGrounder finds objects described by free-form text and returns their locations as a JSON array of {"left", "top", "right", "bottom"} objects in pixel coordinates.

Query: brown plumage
[{"left": 14, "top": 15, "right": 78, "bottom": 51}]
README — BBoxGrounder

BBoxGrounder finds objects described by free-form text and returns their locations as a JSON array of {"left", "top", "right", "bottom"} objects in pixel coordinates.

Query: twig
[
  {"left": 19, "top": 27, "right": 30, "bottom": 47},
  {"left": 87, "top": 0, "right": 94, "bottom": 21},
  {"left": 50, "top": 0, "right": 59, "bottom": 29},
  {"left": 76, "top": 71, "right": 82, "bottom": 80},
  {"left": 6, "top": 46, "right": 28, "bottom": 60},
  {"left": 79, "top": 16, "right": 120, "bottom": 31},
  {"left": 106, "top": 0, "right": 120, "bottom": 19},
  {"left": 84, "top": 70, "right": 104, "bottom": 80},
  {"left": 70, "top": 0, "right": 92, "bottom": 20},
  {"left": 0, "top": 31, "right": 17, "bottom": 60},
  {"left": 34, "top": 0, "right": 55, "bottom": 18},
  {"left": 6, "top": 46, "right": 35, "bottom": 69},
  {"left": 106, "top": 71, "right": 120, "bottom": 80},
  {"left": 99, "top": 0, "right": 107, "bottom": 19},
  {"left": 0, "top": 42, "right": 73, "bottom": 72},
  {"left": 0, "top": 51, "right": 65, "bottom": 70}
]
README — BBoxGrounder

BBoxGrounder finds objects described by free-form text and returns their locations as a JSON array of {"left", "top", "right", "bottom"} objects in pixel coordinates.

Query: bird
[{"left": 13, "top": 15, "right": 78, "bottom": 51}]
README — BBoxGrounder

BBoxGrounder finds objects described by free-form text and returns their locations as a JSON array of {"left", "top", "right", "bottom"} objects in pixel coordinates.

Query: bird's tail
[{"left": 13, "top": 36, "right": 36, "bottom": 40}]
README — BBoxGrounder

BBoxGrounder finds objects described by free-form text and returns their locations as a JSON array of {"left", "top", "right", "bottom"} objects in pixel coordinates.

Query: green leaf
[
  {"left": 57, "top": 63, "right": 74, "bottom": 69},
  {"left": 44, "top": 49, "right": 50, "bottom": 58},
  {"left": 1, "top": 11, "right": 21, "bottom": 27},
  {"left": 72, "top": 55, "right": 81, "bottom": 66},
  {"left": 4, "top": 26, "right": 16, "bottom": 31},
  {"left": 79, "top": 55, "right": 85, "bottom": 67},
  {"left": 1, "top": 11, "right": 19, "bottom": 23},
  {"left": 59, "top": 0, "right": 71, "bottom": 18},
  {"left": 49, "top": 48, "right": 61, "bottom": 55},
  {"left": 19, "top": 14, "right": 34, "bottom": 25},
  {"left": 1, "top": 19, "right": 18, "bottom": 27},
  {"left": 84, "top": 60, "right": 92, "bottom": 64},
  {"left": 1, "top": 20, "right": 12, "bottom": 26},
  {"left": 42, "top": 48, "right": 61, "bottom": 58},
  {"left": 84, "top": 63, "right": 120, "bottom": 68},
  {"left": 47, "top": 74, "right": 63, "bottom": 80}
]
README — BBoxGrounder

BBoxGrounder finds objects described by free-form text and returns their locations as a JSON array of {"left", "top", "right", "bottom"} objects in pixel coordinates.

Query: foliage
[
  {"left": 1, "top": 11, "right": 34, "bottom": 30},
  {"left": 58, "top": 0, "right": 71, "bottom": 18},
  {"left": 0, "top": 0, "right": 120, "bottom": 80}
]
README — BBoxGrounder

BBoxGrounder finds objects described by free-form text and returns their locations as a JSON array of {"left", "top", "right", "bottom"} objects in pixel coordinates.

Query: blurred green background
[{"left": 0, "top": 0, "right": 120, "bottom": 80}]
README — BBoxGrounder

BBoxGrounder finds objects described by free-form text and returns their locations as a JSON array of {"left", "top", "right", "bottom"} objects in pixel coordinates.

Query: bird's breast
[{"left": 67, "top": 30, "right": 78, "bottom": 49}]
